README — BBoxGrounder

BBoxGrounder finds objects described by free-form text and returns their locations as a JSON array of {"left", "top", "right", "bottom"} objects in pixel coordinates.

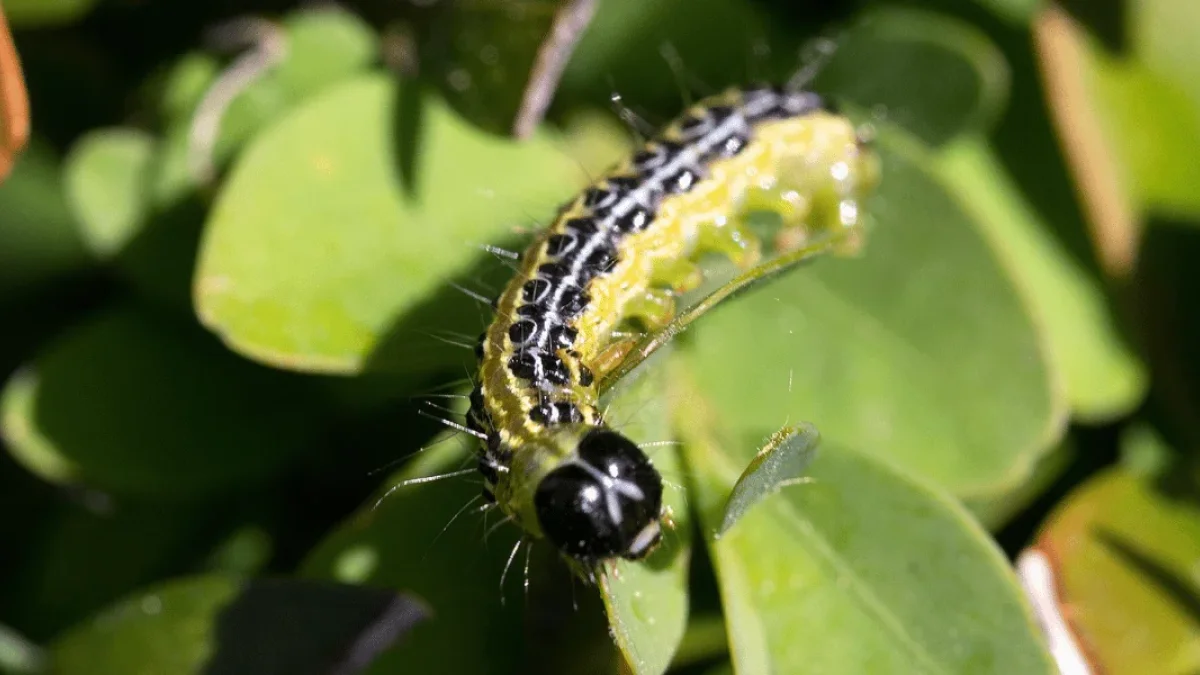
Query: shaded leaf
[
  {"left": 50, "top": 575, "right": 426, "bottom": 675},
  {"left": 718, "top": 423, "right": 819, "bottom": 536},
  {"left": 202, "top": 579, "right": 428, "bottom": 675},
  {"left": 63, "top": 128, "right": 157, "bottom": 259},
  {"left": 196, "top": 73, "right": 614, "bottom": 375},
  {"left": 937, "top": 136, "right": 1146, "bottom": 422},
  {"left": 0, "top": 140, "right": 88, "bottom": 299},
  {"left": 4, "top": 497, "right": 219, "bottom": 640},
  {"left": 1030, "top": 442, "right": 1200, "bottom": 674},
  {"left": 204, "top": 526, "right": 273, "bottom": 577},
  {"left": 678, "top": 375, "right": 1056, "bottom": 674},
  {"left": 596, "top": 349, "right": 691, "bottom": 675},
  {"left": 2, "top": 0, "right": 97, "bottom": 27},
  {"left": 563, "top": 2, "right": 1007, "bottom": 148},
  {"left": 969, "top": 0, "right": 1041, "bottom": 24},
  {"left": 680, "top": 127, "right": 1061, "bottom": 499},
  {"left": 559, "top": 0, "right": 789, "bottom": 111},
  {"left": 0, "top": 306, "right": 323, "bottom": 498},
  {"left": 422, "top": 0, "right": 598, "bottom": 137},
  {"left": 300, "top": 436, "right": 529, "bottom": 675},
  {"left": 814, "top": 7, "right": 1010, "bottom": 146},
  {"left": 1132, "top": 221, "right": 1200, "bottom": 452},
  {"left": 668, "top": 615, "right": 729, "bottom": 671}
]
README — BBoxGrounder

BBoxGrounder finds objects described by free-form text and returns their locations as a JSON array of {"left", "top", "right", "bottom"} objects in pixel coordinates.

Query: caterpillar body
[{"left": 466, "top": 84, "right": 879, "bottom": 573}]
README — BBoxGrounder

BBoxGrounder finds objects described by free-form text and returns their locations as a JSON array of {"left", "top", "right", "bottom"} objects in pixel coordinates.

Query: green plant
[{"left": 1, "top": 1, "right": 1197, "bottom": 674}]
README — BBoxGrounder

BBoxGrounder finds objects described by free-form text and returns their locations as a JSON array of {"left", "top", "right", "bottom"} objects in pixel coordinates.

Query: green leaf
[
  {"left": 559, "top": 0, "right": 783, "bottom": 110},
  {"left": 156, "top": 53, "right": 221, "bottom": 125},
  {"left": 150, "top": 8, "right": 379, "bottom": 188},
  {"left": 300, "top": 436, "right": 528, "bottom": 674},
  {"left": 937, "top": 136, "right": 1146, "bottom": 421},
  {"left": 1083, "top": 47, "right": 1200, "bottom": 219},
  {"left": 595, "top": 350, "right": 691, "bottom": 675},
  {"left": 968, "top": 0, "right": 1041, "bottom": 24},
  {"left": 306, "top": 353, "right": 688, "bottom": 675},
  {"left": 5, "top": 498, "right": 214, "bottom": 639},
  {"left": 1133, "top": 0, "right": 1200, "bottom": 115},
  {"left": 680, "top": 128, "right": 1061, "bottom": 499},
  {"left": 563, "top": 3, "right": 1007, "bottom": 148},
  {"left": 0, "top": 306, "right": 324, "bottom": 498},
  {"left": 678, "top": 379, "right": 1056, "bottom": 674},
  {"left": 196, "top": 72, "right": 610, "bottom": 374},
  {"left": 50, "top": 575, "right": 425, "bottom": 675},
  {"left": 1030, "top": 446, "right": 1200, "bottom": 673},
  {"left": 52, "top": 575, "right": 239, "bottom": 674},
  {"left": 2, "top": 0, "right": 97, "bottom": 27},
  {"left": 205, "top": 9, "right": 380, "bottom": 166},
  {"left": 204, "top": 526, "right": 274, "bottom": 577},
  {"left": 964, "top": 440, "right": 1073, "bottom": 530},
  {"left": 63, "top": 128, "right": 157, "bottom": 259},
  {"left": 0, "top": 623, "right": 44, "bottom": 675},
  {"left": 718, "top": 423, "right": 819, "bottom": 536},
  {"left": 0, "top": 140, "right": 88, "bottom": 298},
  {"left": 814, "top": 7, "right": 1010, "bottom": 146},
  {"left": 1133, "top": 222, "right": 1200, "bottom": 449},
  {"left": 272, "top": 9, "right": 380, "bottom": 101},
  {"left": 421, "top": 0, "right": 598, "bottom": 137}
]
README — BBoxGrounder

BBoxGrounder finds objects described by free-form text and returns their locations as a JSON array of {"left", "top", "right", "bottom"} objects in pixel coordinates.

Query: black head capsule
[{"left": 533, "top": 428, "right": 664, "bottom": 563}]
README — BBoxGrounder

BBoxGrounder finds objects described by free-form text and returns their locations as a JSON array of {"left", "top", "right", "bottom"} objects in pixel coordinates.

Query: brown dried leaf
[{"left": 0, "top": 5, "right": 30, "bottom": 182}]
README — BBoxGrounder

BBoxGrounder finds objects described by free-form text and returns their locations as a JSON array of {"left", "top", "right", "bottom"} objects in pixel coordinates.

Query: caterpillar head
[{"left": 532, "top": 427, "right": 664, "bottom": 563}]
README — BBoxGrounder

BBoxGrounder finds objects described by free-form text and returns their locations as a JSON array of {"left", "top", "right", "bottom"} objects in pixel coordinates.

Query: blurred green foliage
[{"left": 1, "top": 0, "right": 1199, "bottom": 674}]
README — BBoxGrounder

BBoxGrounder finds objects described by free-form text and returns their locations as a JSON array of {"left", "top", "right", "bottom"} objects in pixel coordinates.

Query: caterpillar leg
[
  {"left": 810, "top": 191, "right": 869, "bottom": 257},
  {"left": 626, "top": 288, "right": 676, "bottom": 331},
  {"left": 698, "top": 217, "right": 761, "bottom": 269},
  {"left": 743, "top": 185, "right": 814, "bottom": 255},
  {"left": 651, "top": 257, "right": 704, "bottom": 294},
  {"left": 589, "top": 290, "right": 675, "bottom": 383},
  {"left": 593, "top": 337, "right": 639, "bottom": 380}
]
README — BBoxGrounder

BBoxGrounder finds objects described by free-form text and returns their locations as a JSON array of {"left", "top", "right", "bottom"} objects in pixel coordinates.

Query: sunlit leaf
[
  {"left": 680, "top": 128, "right": 1060, "bottom": 498},
  {"left": 937, "top": 136, "right": 1146, "bottom": 421},
  {"left": 678, "top": 373, "right": 1056, "bottom": 674},
  {"left": 63, "top": 128, "right": 157, "bottom": 259},
  {"left": 196, "top": 73, "right": 616, "bottom": 375},
  {"left": 718, "top": 423, "right": 819, "bottom": 536}
]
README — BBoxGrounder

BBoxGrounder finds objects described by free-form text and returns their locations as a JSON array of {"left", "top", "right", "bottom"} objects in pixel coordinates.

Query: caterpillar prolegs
[{"left": 467, "top": 84, "right": 879, "bottom": 572}]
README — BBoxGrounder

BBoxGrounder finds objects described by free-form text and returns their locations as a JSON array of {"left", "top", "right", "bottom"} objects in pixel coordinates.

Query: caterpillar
[{"left": 466, "top": 84, "right": 879, "bottom": 575}]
